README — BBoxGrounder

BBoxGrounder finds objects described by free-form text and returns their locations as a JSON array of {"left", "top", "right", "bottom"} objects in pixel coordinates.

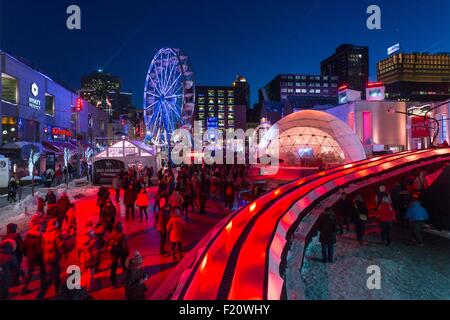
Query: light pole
[{"left": 75, "top": 98, "right": 83, "bottom": 179}]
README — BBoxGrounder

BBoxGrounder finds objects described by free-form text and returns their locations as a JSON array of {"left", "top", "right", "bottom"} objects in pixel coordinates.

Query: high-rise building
[
  {"left": 257, "top": 74, "right": 339, "bottom": 123},
  {"left": 377, "top": 52, "right": 450, "bottom": 102},
  {"left": 80, "top": 70, "right": 122, "bottom": 119},
  {"left": 194, "top": 76, "right": 249, "bottom": 134},
  {"left": 321, "top": 44, "right": 369, "bottom": 96}
]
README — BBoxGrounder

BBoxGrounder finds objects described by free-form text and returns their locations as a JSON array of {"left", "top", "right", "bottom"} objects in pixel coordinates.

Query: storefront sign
[
  {"left": 52, "top": 127, "right": 73, "bottom": 137},
  {"left": 28, "top": 83, "right": 41, "bottom": 110},
  {"left": 411, "top": 116, "right": 429, "bottom": 138},
  {"left": 387, "top": 43, "right": 400, "bottom": 56}
]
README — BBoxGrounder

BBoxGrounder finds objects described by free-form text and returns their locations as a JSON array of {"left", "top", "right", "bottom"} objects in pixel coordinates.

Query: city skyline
[{"left": 1, "top": 0, "right": 450, "bottom": 108}]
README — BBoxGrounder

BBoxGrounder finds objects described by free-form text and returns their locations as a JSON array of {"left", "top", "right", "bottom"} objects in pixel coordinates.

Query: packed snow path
[{"left": 297, "top": 222, "right": 450, "bottom": 300}]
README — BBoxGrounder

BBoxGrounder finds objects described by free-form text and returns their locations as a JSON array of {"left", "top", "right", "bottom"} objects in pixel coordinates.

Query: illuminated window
[
  {"left": 208, "top": 98, "right": 215, "bottom": 104},
  {"left": 218, "top": 90, "right": 225, "bottom": 97},
  {"left": 208, "top": 90, "right": 215, "bottom": 97},
  {"left": 45, "top": 94, "right": 55, "bottom": 116},
  {"left": 227, "top": 90, "right": 234, "bottom": 97},
  {"left": 218, "top": 98, "right": 225, "bottom": 104},
  {"left": 198, "top": 97, "right": 205, "bottom": 104},
  {"left": 227, "top": 98, "right": 234, "bottom": 104},
  {"left": 1, "top": 73, "right": 18, "bottom": 104}
]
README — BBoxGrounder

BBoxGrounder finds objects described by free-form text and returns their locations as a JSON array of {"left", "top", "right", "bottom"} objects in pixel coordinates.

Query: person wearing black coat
[
  {"left": 2, "top": 223, "right": 23, "bottom": 284},
  {"left": 0, "top": 239, "right": 19, "bottom": 299},
  {"left": 21, "top": 224, "right": 46, "bottom": 295},
  {"left": 44, "top": 190, "right": 57, "bottom": 205},
  {"left": 335, "top": 192, "right": 353, "bottom": 234},
  {"left": 352, "top": 194, "right": 369, "bottom": 244},
  {"left": 318, "top": 208, "right": 337, "bottom": 263}
]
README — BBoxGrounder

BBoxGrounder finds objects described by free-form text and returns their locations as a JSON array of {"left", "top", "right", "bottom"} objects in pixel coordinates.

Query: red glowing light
[
  {"left": 338, "top": 85, "right": 348, "bottom": 91},
  {"left": 250, "top": 202, "right": 257, "bottom": 212},
  {"left": 200, "top": 255, "right": 208, "bottom": 272},
  {"left": 226, "top": 221, "right": 233, "bottom": 232},
  {"left": 75, "top": 98, "right": 84, "bottom": 112},
  {"left": 367, "top": 81, "right": 383, "bottom": 88},
  {"left": 274, "top": 189, "right": 281, "bottom": 196}
]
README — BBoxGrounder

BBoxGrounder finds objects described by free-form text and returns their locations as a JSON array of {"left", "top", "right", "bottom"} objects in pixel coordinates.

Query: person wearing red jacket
[
  {"left": 376, "top": 196, "right": 396, "bottom": 246},
  {"left": 136, "top": 188, "right": 150, "bottom": 222}
]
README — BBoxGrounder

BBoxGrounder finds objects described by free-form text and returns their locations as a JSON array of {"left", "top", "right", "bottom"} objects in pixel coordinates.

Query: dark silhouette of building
[
  {"left": 321, "top": 44, "right": 369, "bottom": 96},
  {"left": 80, "top": 70, "right": 125, "bottom": 119},
  {"left": 377, "top": 52, "right": 450, "bottom": 102}
]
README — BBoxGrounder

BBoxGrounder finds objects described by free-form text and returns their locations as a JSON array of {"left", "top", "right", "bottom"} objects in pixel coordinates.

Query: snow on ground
[
  {"left": 298, "top": 223, "right": 450, "bottom": 300},
  {"left": 0, "top": 183, "right": 98, "bottom": 235}
]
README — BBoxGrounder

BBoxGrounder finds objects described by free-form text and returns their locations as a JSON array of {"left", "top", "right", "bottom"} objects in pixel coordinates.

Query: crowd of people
[
  {"left": 318, "top": 171, "right": 432, "bottom": 263},
  {"left": 0, "top": 163, "right": 249, "bottom": 300}
]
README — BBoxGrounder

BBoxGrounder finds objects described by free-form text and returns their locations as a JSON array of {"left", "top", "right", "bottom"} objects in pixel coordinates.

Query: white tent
[
  {"left": 259, "top": 110, "right": 366, "bottom": 166},
  {"left": 92, "top": 139, "right": 157, "bottom": 184}
]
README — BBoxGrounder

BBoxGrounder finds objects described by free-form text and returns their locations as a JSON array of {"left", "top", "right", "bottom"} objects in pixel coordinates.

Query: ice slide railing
[{"left": 167, "top": 148, "right": 450, "bottom": 300}]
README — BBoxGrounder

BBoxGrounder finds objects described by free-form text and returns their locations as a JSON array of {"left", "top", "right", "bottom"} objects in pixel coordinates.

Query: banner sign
[
  {"left": 411, "top": 116, "right": 429, "bottom": 138},
  {"left": 93, "top": 159, "right": 125, "bottom": 185}
]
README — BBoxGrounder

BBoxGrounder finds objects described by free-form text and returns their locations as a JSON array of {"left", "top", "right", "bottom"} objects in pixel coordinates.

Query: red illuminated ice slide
[{"left": 172, "top": 148, "right": 450, "bottom": 300}]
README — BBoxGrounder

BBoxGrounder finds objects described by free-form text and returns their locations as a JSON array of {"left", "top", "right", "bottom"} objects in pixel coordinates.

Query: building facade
[
  {"left": 0, "top": 51, "right": 109, "bottom": 180},
  {"left": 321, "top": 44, "right": 369, "bottom": 96},
  {"left": 80, "top": 70, "right": 133, "bottom": 120},
  {"left": 377, "top": 52, "right": 450, "bottom": 102},
  {"left": 194, "top": 76, "right": 249, "bottom": 134}
]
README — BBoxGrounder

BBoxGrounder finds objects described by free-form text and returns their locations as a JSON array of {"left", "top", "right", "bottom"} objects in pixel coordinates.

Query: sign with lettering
[
  {"left": 411, "top": 116, "right": 429, "bottom": 138},
  {"left": 52, "top": 127, "right": 73, "bottom": 137},
  {"left": 28, "top": 83, "right": 41, "bottom": 110}
]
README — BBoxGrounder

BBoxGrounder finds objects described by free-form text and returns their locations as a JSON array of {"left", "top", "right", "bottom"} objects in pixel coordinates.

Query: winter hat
[
  {"left": 0, "top": 239, "right": 17, "bottom": 252},
  {"left": 132, "top": 250, "right": 143, "bottom": 265},
  {"left": 6, "top": 223, "right": 18, "bottom": 234}
]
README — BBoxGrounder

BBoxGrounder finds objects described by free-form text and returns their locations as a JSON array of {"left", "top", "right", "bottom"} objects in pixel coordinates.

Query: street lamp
[{"left": 75, "top": 97, "right": 84, "bottom": 179}]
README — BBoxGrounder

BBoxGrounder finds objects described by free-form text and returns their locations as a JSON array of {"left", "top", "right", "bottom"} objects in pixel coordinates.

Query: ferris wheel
[{"left": 143, "top": 48, "right": 195, "bottom": 146}]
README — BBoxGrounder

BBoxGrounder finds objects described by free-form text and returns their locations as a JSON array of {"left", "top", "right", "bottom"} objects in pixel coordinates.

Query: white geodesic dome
[{"left": 259, "top": 110, "right": 366, "bottom": 166}]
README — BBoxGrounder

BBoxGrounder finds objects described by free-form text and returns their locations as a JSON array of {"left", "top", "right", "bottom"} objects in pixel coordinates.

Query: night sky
[{"left": 1, "top": 0, "right": 449, "bottom": 108}]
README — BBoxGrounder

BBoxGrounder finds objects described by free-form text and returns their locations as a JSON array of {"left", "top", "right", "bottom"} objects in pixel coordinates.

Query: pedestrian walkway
[
  {"left": 7, "top": 186, "right": 229, "bottom": 300},
  {"left": 298, "top": 221, "right": 450, "bottom": 300}
]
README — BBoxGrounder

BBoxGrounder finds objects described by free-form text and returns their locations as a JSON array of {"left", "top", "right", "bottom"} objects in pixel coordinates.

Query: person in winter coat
[
  {"left": 112, "top": 175, "right": 122, "bottom": 203},
  {"left": 21, "top": 224, "right": 46, "bottom": 295},
  {"left": 97, "top": 187, "right": 110, "bottom": 218},
  {"left": 398, "top": 185, "right": 412, "bottom": 226},
  {"left": 30, "top": 197, "right": 46, "bottom": 229},
  {"left": 0, "top": 239, "right": 19, "bottom": 299},
  {"left": 376, "top": 196, "right": 396, "bottom": 246},
  {"left": 108, "top": 223, "right": 129, "bottom": 286},
  {"left": 102, "top": 199, "right": 117, "bottom": 232},
  {"left": 7, "top": 177, "right": 18, "bottom": 203},
  {"left": 37, "top": 218, "right": 64, "bottom": 299},
  {"left": 352, "top": 194, "right": 369, "bottom": 244},
  {"left": 169, "top": 189, "right": 184, "bottom": 214},
  {"left": 2, "top": 223, "right": 23, "bottom": 285},
  {"left": 124, "top": 185, "right": 137, "bottom": 221},
  {"left": 318, "top": 208, "right": 337, "bottom": 263},
  {"left": 375, "top": 184, "right": 391, "bottom": 208},
  {"left": 66, "top": 203, "right": 77, "bottom": 236},
  {"left": 335, "top": 192, "right": 353, "bottom": 234},
  {"left": 56, "top": 192, "right": 71, "bottom": 228},
  {"left": 44, "top": 189, "right": 57, "bottom": 205},
  {"left": 124, "top": 251, "right": 148, "bottom": 300},
  {"left": 136, "top": 188, "right": 150, "bottom": 222},
  {"left": 156, "top": 200, "right": 168, "bottom": 255},
  {"left": 406, "top": 194, "right": 429, "bottom": 247},
  {"left": 225, "top": 181, "right": 235, "bottom": 210},
  {"left": 166, "top": 209, "right": 185, "bottom": 261},
  {"left": 78, "top": 229, "right": 98, "bottom": 292}
]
